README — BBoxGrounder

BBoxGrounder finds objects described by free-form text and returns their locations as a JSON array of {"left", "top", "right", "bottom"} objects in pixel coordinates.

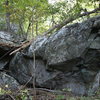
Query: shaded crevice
[{"left": 91, "top": 27, "right": 99, "bottom": 34}]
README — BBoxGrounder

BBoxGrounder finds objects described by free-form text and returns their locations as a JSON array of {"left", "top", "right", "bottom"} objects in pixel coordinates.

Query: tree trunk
[
  {"left": 51, "top": 15, "right": 56, "bottom": 27},
  {"left": 36, "top": 21, "right": 38, "bottom": 35},
  {"left": 5, "top": 0, "right": 11, "bottom": 32}
]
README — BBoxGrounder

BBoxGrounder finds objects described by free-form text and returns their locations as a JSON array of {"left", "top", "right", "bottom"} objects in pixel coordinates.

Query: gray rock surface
[
  {"left": 28, "top": 16, "right": 100, "bottom": 71},
  {"left": 0, "top": 31, "right": 18, "bottom": 45},
  {"left": 90, "top": 37, "right": 100, "bottom": 49},
  {"left": 28, "top": 36, "right": 48, "bottom": 58},
  {"left": 0, "top": 72, "right": 19, "bottom": 91},
  {"left": 44, "top": 16, "right": 100, "bottom": 68},
  {"left": 9, "top": 52, "right": 60, "bottom": 86},
  {"left": 0, "top": 30, "right": 27, "bottom": 69},
  {"left": 0, "top": 31, "right": 14, "bottom": 70},
  {"left": 4, "top": 15, "right": 100, "bottom": 95},
  {"left": 88, "top": 71, "right": 100, "bottom": 96}
]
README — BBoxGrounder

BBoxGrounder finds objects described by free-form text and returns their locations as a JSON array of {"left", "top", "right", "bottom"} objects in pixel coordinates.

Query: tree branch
[{"left": 43, "top": 7, "right": 100, "bottom": 35}]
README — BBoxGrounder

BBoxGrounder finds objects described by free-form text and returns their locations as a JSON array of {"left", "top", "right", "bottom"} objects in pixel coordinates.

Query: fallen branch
[
  {"left": 9, "top": 39, "right": 34, "bottom": 55},
  {"left": 35, "top": 88, "right": 66, "bottom": 95},
  {"left": 0, "top": 42, "right": 18, "bottom": 48},
  {"left": 7, "top": 94, "right": 16, "bottom": 100},
  {"left": 44, "top": 7, "right": 100, "bottom": 35}
]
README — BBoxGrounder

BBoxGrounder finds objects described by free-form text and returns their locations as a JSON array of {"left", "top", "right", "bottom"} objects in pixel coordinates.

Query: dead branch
[
  {"left": 43, "top": 7, "right": 100, "bottom": 35},
  {"left": 0, "top": 42, "right": 18, "bottom": 48},
  {"left": 7, "top": 94, "right": 16, "bottom": 100},
  {"left": 9, "top": 39, "right": 34, "bottom": 55}
]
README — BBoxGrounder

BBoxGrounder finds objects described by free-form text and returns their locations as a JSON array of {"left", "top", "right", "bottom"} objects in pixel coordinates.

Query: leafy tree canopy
[{"left": 0, "top": 0, "right": 99, "bottom": 38}]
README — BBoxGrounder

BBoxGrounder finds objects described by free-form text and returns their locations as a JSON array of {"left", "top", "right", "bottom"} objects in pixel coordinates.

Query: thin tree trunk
[
  {"left": 36, "top": 21, "right": 38, "bottom": 35},
  {"left": 26, "top": 18, "right": 31, "bottom": 35},
  {"left": 5, "top": 0, "right": 11, "bottom": 32},
  {"left": 51, "top": 15, "right": 56, "bottom": 27},
  {"left": 26, "top": 14, "right": 33, "bottom": 39},
  {"left": 31, "top": 16, "right": 34, "bottom": 37}
]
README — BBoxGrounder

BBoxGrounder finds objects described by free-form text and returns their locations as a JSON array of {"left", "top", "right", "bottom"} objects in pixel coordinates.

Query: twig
[
  {"left": 9, "top": 39, "right": 34, "bottom": 55},
  {"left": 35, "top": 88, "right": 65, "bottom": 95},
  {"left": 7, "top": 94, "right": 16, "bottom": 100},
  {"left": 19, "top": 76, "right": 33, "bottom": 90}
]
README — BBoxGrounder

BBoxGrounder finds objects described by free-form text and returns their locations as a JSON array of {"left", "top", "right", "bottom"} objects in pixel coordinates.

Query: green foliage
[
  {"left": 55, "top": 95, "right": 65, "bottom": 100},
  {"left": 0, "top": 87, "right": 11, "bottom": 95},
  {"left": 0, "top": 87, "right": 100, "bottom": 100},
  {"left": 16, "top": 89, "right": 32, "bottom": 100},
  {"left": 0, "top": 0, "right": 99, "bottom": 37}
]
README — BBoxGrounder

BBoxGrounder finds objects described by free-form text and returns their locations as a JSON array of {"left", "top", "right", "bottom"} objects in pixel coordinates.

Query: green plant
[{"left": 55, "top": 95, "right": 65, "bottom": 100}]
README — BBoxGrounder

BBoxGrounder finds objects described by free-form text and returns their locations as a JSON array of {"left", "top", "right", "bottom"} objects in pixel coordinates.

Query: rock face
[
  {"left": 0, "top": 31, "right": 26, "bottom": 70},
  {"left": 0, "top": 31, "right": 15, "bottom": 70},
  {"left": 0, "top": 31, "right": 21, "bottom": 91},
  {"left": 44, "top": 18, "right": 100, "bottom": 69},
  {"left": 28, "top": 36, "right": 48, "bottom": 58},
  {"left": 9, "top": 52, "right": 60, "bottom": 86},
  {"left": 0, "top": 72, "right": 19, "bottom": 91},
  {"left": 88, "top": 71, "right": 100, "bottom": 96},
  {"left": 0, "top": 16, "right": 100, "bottom": 96}
]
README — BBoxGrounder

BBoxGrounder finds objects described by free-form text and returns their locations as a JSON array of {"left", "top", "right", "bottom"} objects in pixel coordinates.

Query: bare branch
[{"left": 43, "top": 7, "right": 100, "bottom": 35}]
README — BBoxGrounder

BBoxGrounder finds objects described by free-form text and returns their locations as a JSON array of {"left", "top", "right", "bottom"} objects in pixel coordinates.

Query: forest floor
[{"left": 0, "top": 87, "right": 100, "bottom": 100}]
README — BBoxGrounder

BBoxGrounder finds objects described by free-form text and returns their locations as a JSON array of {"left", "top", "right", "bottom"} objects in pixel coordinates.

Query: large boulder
[
  {"left": 44, "top": 16, "right": 100, "bottom": 70},
  {"left": 0, "top": 31, "right": 17, "bottom": 70},
  {"left": 9, "top": 52, "right": 60, "bottom": 86},
  {"left": 27, "top": 16, "right": 100, "bottom": 71},
  {"left": 9, "top": 52, "right": 99, "bottom": 95},
  {"left": 0, "top": 31, "right": 26, "bottom": 70},
  {"left": 9, "top": 15, "right": 100, "bottom": 96}
]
